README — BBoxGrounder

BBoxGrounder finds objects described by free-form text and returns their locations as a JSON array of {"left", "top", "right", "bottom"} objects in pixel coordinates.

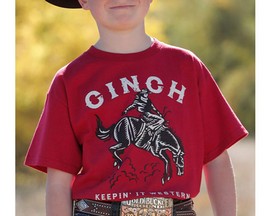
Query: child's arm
[
  {"left": 203, "top": 150, "right": 237, "bottom": 216},
  {"left": 46, "top": 168, "right": 74, "bottom": 216}
]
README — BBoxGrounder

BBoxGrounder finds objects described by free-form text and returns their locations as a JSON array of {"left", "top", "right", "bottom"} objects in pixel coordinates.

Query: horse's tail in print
[{"left": 95, "top": 115, "right": 114, "bottom": 140}]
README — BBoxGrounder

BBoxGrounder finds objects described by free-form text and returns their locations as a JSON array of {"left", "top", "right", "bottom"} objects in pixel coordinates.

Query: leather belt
[{"left": 73, "top": 198, "right": 196, "bottom": 216}]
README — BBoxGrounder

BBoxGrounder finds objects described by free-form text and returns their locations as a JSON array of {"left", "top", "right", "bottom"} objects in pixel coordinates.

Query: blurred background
[{"left": 16, "top": 0, "right": 255, "bottom": 215}]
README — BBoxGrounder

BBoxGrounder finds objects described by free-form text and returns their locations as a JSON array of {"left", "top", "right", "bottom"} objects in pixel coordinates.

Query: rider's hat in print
[{"left": 138, "top": 89, "right": 152, "bottom": 95}]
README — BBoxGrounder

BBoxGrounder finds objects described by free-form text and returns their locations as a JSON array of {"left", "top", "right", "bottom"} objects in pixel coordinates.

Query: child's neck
[{"left": 94, "top": 25, "right": 153, "bottom": 54}]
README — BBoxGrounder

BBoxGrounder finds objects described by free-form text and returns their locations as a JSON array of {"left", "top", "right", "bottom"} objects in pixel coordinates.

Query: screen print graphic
[{"left": 96, "top": 89, "right": 184, "bottom": 185}]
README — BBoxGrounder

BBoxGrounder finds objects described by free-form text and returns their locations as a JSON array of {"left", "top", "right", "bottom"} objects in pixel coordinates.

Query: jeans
[
  {"left": 74, "top": 212, "right": 95, "bottom": 216},
  {"left": 74, "top": 213, "right": 90, "bottom": 216}
]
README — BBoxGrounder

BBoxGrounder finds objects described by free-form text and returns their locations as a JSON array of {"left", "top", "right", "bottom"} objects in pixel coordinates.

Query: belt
[{"left": 73, "top": 198, "right": 196, "bottom": 216}]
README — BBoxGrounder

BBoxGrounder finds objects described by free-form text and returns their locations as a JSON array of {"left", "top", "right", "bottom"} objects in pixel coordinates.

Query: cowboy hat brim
[{"left": 45, "top": 0, "right": 82, "bottom": 8}]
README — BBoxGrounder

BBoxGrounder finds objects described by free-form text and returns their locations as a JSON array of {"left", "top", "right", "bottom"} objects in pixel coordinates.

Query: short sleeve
[
  {"left": 24, "top": 73, "right": 82, "bottom": 174},
  {"left": 194, "top": 58, "right": 248, "bottom": 164}
]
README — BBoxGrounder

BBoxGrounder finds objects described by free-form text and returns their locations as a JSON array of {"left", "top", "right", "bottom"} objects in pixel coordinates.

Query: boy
[{"left": 25, "top": 0, "right": 248, "bottom": 215}]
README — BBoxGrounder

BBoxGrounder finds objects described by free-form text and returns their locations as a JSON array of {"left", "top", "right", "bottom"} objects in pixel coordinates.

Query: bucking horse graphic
[{"left": 96, "top": 89, "right": 185, "bottom": 184}]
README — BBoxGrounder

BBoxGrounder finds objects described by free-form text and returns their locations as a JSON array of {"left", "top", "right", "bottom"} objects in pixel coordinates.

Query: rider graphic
[
  {"left": 96, "top": 88, "right": 185, "bottom": 184},
  {"left": 123, "top": 89, "right": 164, "bottom": 145}
]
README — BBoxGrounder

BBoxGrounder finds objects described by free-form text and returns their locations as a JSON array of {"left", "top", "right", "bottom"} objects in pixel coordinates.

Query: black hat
[{"left": 45, "top": 0, "right": 82, "bottom": 8}]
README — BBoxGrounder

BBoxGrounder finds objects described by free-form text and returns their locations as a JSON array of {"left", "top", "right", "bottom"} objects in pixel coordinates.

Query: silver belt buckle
[{"left": 121, "top": 197, "right": 173, "bottom": 216}]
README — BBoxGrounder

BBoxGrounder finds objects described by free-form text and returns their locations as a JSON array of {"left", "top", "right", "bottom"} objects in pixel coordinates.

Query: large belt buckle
[{"left": 121, "top": 197, "right": 173, "bottom": 216}]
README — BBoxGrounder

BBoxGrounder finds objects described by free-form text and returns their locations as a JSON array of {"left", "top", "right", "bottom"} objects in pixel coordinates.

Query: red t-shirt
[{"left": 25, "top": 39, "right": 248, "bottom": 201}]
